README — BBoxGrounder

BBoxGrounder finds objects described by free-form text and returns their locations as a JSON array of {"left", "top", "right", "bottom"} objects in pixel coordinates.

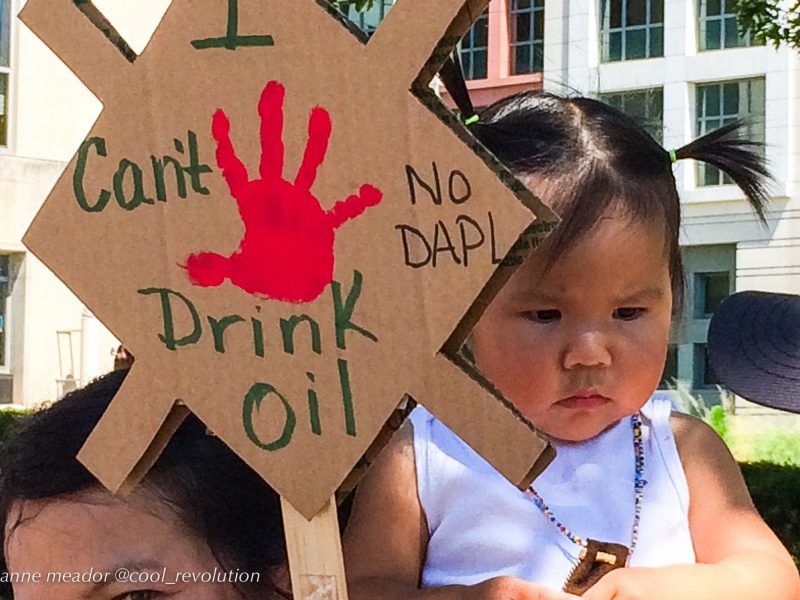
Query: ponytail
[
  {"left": 439, "top": 52, "right": 478, "bottom": 123},
  {"left": 671, "top": 120, "right": 771, "bottom": 223}
]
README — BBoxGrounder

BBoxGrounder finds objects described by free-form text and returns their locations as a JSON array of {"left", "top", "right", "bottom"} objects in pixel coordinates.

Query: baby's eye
[
  {"left": 613, "top": 307, "right": 646, "bottom": 321},
  {"left": 525, "top": 309, "right": 562, "bottom": 323}
]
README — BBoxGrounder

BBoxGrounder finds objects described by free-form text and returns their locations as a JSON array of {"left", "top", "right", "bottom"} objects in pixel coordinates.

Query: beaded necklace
[{"left": 524, "top": 412, "right": 647, "bottom": 591}]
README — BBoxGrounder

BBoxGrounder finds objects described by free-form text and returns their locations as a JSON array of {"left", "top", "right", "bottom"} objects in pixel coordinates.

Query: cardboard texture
[{"left": 20, "top": 0, "right": 559, "bottom": 519}]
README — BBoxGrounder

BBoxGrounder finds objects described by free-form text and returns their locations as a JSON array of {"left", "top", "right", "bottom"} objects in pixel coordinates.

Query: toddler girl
[{"left": 344, "top": 85, "right": 800, "bottom": 600}]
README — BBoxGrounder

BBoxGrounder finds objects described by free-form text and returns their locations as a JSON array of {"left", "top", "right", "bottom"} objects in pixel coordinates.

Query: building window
[
  {"left": 693, "top": 271, "right": 731, "bottom": 318},
  {"left": 0, "top": 0, "right": 10, "bottom": 147},
  {"left": 696, "top": 78, "right": 765, "bottom": 186},
  {"left": 460, "top": 10, "right": 489, "bottom": 80},
  {"left": 0, "top": 255, "right": 10, "bottom": 368},
  {"left": 346, "top": 0, "right": 393, "bottom": 33},
  {"left": 510, "top": 0, "right": 544, "bottom": 75},
  {"left": 698, "top": 0, "right": 760, "bottom": 51},
  {"left": 601, "top": 0, "right": 664, "bottom": 62},
  {"left": 693, "top": 343, "right": 719, "bottom": 388},
  {"left": 599, "top": 87, "right": 664, "bottom": 143}
]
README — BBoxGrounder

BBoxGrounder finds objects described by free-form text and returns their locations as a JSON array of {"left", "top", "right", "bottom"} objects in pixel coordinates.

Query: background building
[
  {"left": 2, "top": 0, "right": 798, "bottom": 414},
  {"left": 0, "top": 0, "right": 173, "bottom": 406}
]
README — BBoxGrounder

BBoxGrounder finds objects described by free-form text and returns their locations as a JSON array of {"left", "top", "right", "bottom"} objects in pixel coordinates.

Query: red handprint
[{"left": 186, "top": 81, "right": 383, "bottom": 303}]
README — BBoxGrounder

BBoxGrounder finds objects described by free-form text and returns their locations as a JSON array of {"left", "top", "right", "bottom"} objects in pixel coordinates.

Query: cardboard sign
[{"left": 20, "top": 0, "right": 558, "bottom": 519}]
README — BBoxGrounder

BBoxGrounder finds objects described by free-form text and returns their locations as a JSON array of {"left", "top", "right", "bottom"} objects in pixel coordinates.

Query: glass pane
[
  {"left": 650, "top": 25, "right": 663, "bottom": 56},
  {"left": 700, "top": 163, "right": 723, "bottom": 186},
  {"left": 514, "top": 44, "right": 532, "bottom": 74},
  {"left": 705, "top": 19, "right": 721, "bottom": 49},
  {"left": 748, "top": 79, "right": 766, "bottom": 125},
  {"left": 627, "top": 0, "right": 647, "bottom": 26},
  {"left": 534, "top": 9, "right": 545, "bottom": 39},
  {"left": 0, "top": 72, "right": 6, "bottom": 147},
  {"left": 602, "top": 93, "right": 625, "bottom": 111},
  {"left": 515, "top": 0, "right": 533, "bottom": 9},
  {"left": 461, "top": 53, "right": 473, "bottom": 78},
  {"left": 626, "top": 91, "right": 648, "bottom": 118},
  {"left": 473, "top": 49, "right": 488, "bottom": 79},
  {"left": 706, "top": 0, "right": 721, "bottom": 16},
  {"left": 0, "top": 0, "right": 8, "bottom": 68},
  {"left": 704, "top": 272, "right": 730, "bottom": 315},
  {"left": 723, "top": 82, "right": 739, "bottom": 115},
  {"left": 515, "top": 13, "right": 532, "bottom": 42},
  {"left": 651, "top": 0, "right": 664, "bottom": 23},
  {"left": 625, "top": 28, "right": 647, "bottom": 59},
  {"left": 608, "top": 31, "right": 623, "bottom": 61},
  {"left": 609, "top": 0, "right": 623, "bottom": 29},
  {"left": 533, "top": 43, "right": 544, "bottom": 71},
  {"left": 0, "top": 255, "right": 8, "bottom": 367},
  {"left": 724, "top": 17, "right": 740, "bottom": 47},
  {"left": 651, "top": 88, "right": 664, "bottom": 117},
  {"left": 474, "top": 15, "right": 489, "bottom": 46},
  {"left": 702, "top": 85, "right": 721, "bottom": 117},
  {"left": 696, "top": 88, "right": 705, "bottom": 122},
  {"left": 650, "top": 90, "right": 664, "bottom": 142}
]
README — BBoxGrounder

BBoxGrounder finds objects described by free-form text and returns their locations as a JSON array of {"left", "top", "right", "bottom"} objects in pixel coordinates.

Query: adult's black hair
[
  {"left": 440, "top": 62, "right": 771, "bottom": 309},
  {"left": 0, "top": 369, "right": 289, "bottom": 600}
]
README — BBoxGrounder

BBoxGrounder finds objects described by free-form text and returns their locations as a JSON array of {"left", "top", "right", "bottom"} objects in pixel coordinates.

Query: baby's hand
[
  {"left": 580, "top": 567, "right": 659, "bottom": 600},
  {"left": 469, "top": 577, "right": 581, "bottom": 600}
]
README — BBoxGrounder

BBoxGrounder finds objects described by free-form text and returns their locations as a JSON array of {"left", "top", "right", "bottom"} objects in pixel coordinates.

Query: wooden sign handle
[{"left": 282, "top": 495, "right": 349, "bottom": 600}]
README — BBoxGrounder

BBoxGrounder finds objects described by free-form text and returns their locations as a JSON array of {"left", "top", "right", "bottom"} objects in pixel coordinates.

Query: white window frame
[
  {"left": 600, "top": 0, "right": 664, "bottom": 62},
  {"left": 509, "top": 0, "right": 545, "bottom": 75},
  {"left": 460, "top": 9, "right": 490, "bottom": 80},
  {"left": 0, "top": 253, "right": 19, "bottom": 376},
  {"left": 697, "top": 0, "right": 757, "bottom": 51},
  {"left": 695, "top": 77, "right": 766, "bottom": 187},
  {"left": 0, "top": 0, "right": 15, "bottom": 153}
]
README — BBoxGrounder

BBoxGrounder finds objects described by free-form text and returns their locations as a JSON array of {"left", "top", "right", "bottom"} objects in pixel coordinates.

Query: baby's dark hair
[
  {"left": 442, "top": 60, "right": 771, "bottom": 308},
  {"left": 0, "top": 369, "right": 289, "bottom": 600}
]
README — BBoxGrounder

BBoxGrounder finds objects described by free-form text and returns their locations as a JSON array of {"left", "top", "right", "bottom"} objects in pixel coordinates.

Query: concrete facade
[{"left": 0, "top": 0, "right": 170, "bottom": 406}]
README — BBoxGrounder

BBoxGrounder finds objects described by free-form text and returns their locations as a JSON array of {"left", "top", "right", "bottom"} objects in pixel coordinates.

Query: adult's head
[
  {"left": 708, "top": 290, "right": 800, "bottom": 414},
  {"left": 0, "top": 369, "right": 289, "bottom": 599}
]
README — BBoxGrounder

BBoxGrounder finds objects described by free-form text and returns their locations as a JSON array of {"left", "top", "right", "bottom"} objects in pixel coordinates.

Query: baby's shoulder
[
  {"left": 669, "top": 411, "right": 734, "bottom": 468},
  {"left": 669, "top": 411, "right": 718, "bottom": 441}
]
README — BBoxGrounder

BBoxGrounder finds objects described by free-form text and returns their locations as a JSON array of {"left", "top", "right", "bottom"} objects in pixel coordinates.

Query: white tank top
[{"left": 410, "top": 397, "right": 696, "bottom": 590}]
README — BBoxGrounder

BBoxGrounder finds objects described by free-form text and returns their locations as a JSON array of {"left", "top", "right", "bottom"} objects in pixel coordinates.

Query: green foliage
[
  {"left": 739, "top": 428, "right": 800, "bottom": 467},
  {"left": 708, "top": 404, "right": 731, "bottom": 445},
  {"left": 0, "top": 408, "right": 26, "bottom": 443},
  {"left": 734, "top": 0, "right": 800, "bottom": 49},
  {"left": 740, "top": 462, "right": 800, "bottom": 567},
  {"left": 329, "top": 0, "right": 375, "bottom": 13}
]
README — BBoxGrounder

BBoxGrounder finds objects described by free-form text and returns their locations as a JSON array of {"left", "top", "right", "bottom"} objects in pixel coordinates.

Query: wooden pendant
[{"left": 563, "top": 539, "right": 629, "bottom": 596}]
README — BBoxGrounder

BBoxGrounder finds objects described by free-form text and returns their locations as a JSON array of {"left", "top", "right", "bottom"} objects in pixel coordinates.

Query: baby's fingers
[{"left": 473, "top": 577, "right": 582, "bottom": 600}]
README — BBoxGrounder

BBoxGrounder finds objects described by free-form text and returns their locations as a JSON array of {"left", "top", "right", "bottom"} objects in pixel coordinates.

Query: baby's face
[{"left": 471, "top": 214, "right": 673, "bottom": 442}]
